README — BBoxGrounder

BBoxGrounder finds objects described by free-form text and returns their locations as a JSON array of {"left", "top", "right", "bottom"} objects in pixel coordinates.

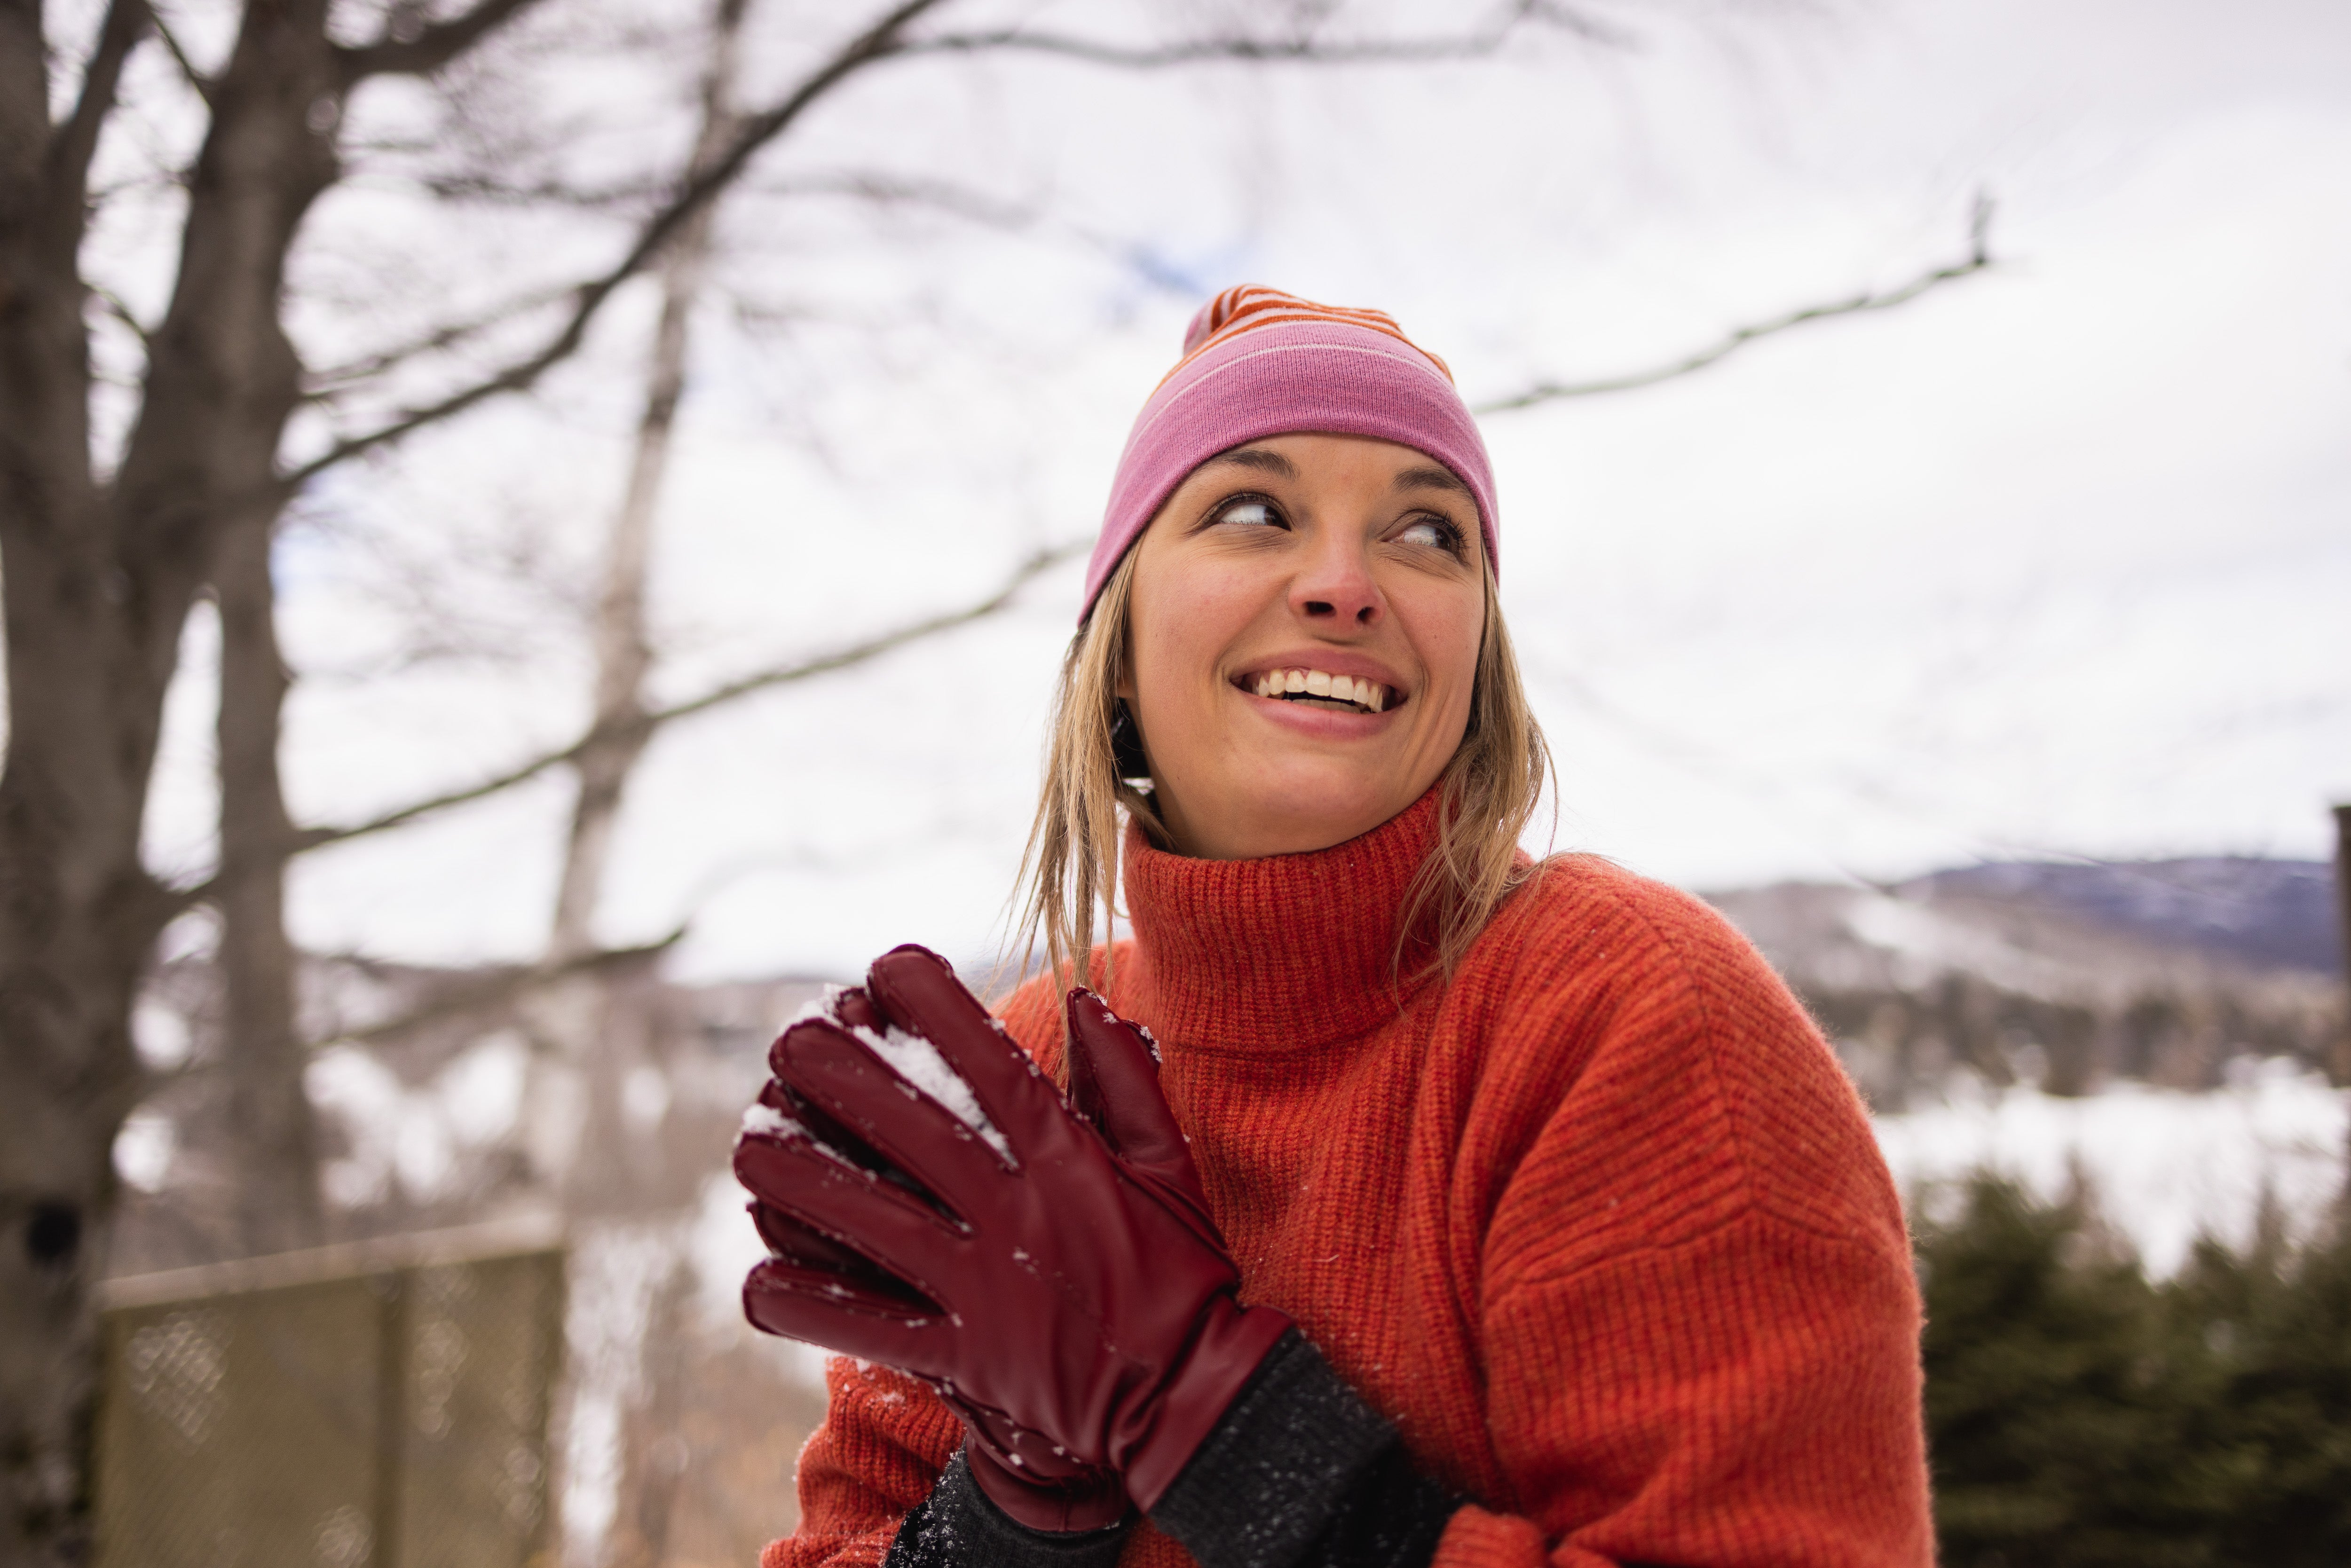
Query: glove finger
[
  {"left": 742, "top": 1246, "right": 937, "bottom": 1322},
  {"left": 773, "top": 1017, "right": 1012, "bottom": 1199},
  {"left": 742, "top": 1260, "right": 949, "bottom": 1366},
  {"left": 768, "top": 985, "right": 888, "bottom": 1078},
  {"left": 746, "top": 1078, "right": 931, "bottom": 1203},
  {"left": 750, "top": 1201, "right": 934, "bottom": 1313},
  {"left": 732, "top": 1124, "right": 963, "bottom": 1300},
  {"left": 1065, "top": 988, "right": 1221, "bottom": 1242},
  {"left": 866, "top": 945, "right": 1073, "bottom": 1158},
  {"left": 752, "top": 1078, "right": 946, "bottom": 1212},
  {"left": 1065, "top": 989, "right": 1188, "bottom": 1174}
]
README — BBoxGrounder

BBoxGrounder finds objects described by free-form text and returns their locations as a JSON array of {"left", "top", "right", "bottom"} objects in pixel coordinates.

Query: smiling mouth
[{"left": 1242, "top": 667, "right": 1399, "bottom": 715}]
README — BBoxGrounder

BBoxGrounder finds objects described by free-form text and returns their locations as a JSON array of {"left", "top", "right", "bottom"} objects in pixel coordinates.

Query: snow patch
[
  {"left": 1874, "top": 1058, "right": 2349, "bottom": 1276},
  {"left": 741, "top": 1102, "right": 803, "bottom": 1138},
  {"left": 847, "top": 1022, "right": 1016, "bottom": 1166}
]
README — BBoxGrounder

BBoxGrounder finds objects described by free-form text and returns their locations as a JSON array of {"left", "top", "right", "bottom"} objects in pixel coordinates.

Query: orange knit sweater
[{"left": 770, "top": 792, "right": 1933, "bottom": 1568}]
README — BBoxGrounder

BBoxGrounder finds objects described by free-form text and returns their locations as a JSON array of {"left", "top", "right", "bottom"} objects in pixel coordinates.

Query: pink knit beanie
[{"left": 1079, "top": 286, "right": 1498, "bottom": 623}]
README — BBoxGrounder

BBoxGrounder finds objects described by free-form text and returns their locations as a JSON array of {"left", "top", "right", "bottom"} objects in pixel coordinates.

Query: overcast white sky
[{"left": 132, "top": 0, "right": 2351, "bottom": 981}]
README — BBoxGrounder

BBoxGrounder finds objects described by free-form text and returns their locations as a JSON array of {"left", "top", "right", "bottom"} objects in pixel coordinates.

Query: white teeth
[{"left": 1250, "top": 669, "right": 1393, "bottom": 711}]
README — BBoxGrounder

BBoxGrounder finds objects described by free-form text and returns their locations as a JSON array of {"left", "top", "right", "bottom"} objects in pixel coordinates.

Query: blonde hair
[{"left": 1010, "top": 546, "right": 1552, "bottom": 996}]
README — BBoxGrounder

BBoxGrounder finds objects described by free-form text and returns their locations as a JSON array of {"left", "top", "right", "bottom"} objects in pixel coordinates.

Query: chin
[{"left": 1223, "top": 770, "right": 1410, "bottom": 856}]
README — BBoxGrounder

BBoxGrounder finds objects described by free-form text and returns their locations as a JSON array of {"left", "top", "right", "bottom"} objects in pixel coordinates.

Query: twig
[
  {"left": 907, "top": 2, "right": 1602, "bottom": 68},
  {"left": 88, "top": 284, "right": 154, "bottom": 348},
  {"left": 303, "top": 279, "right": 582, "bottom": 393},
  {"left": 276, "top": 539, "right": 1078, "bottom": 861},
  {"left": 150, "top": 6, "right": 214, "bottom": 104},
  {"left": 307, "top": 927, "right": 685, "bottom": 1048},
  {"left": 1476, "top": 195, "right": 1998, "bottom": 414}
]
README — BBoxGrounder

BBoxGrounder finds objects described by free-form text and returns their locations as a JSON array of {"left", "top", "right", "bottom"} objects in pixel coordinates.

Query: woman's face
[{"left": 1122, "top": 432, "right": 1487, "bottom": 860}]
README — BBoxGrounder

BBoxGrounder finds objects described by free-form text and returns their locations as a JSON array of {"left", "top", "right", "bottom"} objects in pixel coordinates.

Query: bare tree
[{"left": 1, "top": 7, "right": 1609, "bottom": 1558}]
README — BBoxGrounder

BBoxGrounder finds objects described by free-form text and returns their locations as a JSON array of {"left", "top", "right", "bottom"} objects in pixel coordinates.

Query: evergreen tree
[{"left": 1917, "top": 1176, "right": 2231, "bottom": 1566}]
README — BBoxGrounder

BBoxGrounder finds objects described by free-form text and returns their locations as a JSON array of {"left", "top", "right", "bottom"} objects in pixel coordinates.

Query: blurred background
[{"left": 10, "top": 0, "right": 2349, "bottom": 1564}]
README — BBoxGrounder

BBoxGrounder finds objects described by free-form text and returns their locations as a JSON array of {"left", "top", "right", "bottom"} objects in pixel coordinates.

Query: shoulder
[
  {"left": 1461, "top": 856, "right": 1907, "bottom": 1277},
  {"left": 1465, "top": 852, "right": 1822, "bottom": 1048}
]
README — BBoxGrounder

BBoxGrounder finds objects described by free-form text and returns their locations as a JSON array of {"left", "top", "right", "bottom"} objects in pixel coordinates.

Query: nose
[{"left": 1289, "top": 532, "right": 1382, "bottom": 629}]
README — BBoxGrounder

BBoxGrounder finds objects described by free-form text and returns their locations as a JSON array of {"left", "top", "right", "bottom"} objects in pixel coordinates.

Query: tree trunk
[
  {"left": 548, "top": 0, "right": 748, "bottom": 961},
  {"left": 214, "top": 510, "right": 324, "bottom": 1257},
  {"left": 0, "top": 0, "right": 342, "bottom": 1555}
]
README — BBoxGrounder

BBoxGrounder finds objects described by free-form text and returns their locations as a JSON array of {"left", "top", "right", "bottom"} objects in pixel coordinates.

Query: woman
[{"left": 734, "top": 288, "right": 1933, "bottom": 1568}]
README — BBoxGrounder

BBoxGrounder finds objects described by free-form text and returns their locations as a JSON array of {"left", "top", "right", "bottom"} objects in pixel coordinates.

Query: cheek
[
  {"left": 1402, "top": 584, "right": 1487, "bottom": 717},
  {"left": 1130, "top": 559, "right": 1273, "bottom": 705}
]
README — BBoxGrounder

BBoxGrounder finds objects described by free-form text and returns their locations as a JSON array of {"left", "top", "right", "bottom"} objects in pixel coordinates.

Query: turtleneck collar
[{"left": 1119, "top": 786, "right": 1444, "bottom": 1052}]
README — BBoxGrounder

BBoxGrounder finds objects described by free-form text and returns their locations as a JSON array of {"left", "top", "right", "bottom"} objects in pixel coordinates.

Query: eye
[
  {"left": 1395, "top": 515, "right": 1466, "bottom": 558},
  {"left": 1207, "top": 494, "right": 1286, "bottom": 531}
]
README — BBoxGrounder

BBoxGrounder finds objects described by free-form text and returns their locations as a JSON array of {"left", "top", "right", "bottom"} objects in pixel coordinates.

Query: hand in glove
[{"left": 733, "top": 945, "right": 1293, "bottom": 1526}]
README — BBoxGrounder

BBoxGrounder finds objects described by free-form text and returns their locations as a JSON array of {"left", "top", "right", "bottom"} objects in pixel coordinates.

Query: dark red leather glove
[
  {"left": 742, "top": 982, "right": 1129, "bottom": 1531},
  {"left": 734, "top": 946, "right": 1293, "bottom": 1521}
]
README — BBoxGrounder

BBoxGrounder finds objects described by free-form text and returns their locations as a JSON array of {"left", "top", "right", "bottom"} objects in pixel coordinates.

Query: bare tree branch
[
  {"left": 309, "top": 926, "right": 686, "bottom": 1048},
  {"left": 644, "top": 539, "right": 1081, "bottom": 729},
  {"left": 89, "top": 283, "right": 155, "bottom": 349},
  {"left": 303, "top": 279, "right": 580, "bottom": 393},
  {"left": 306, "top": 170, "right": 1033, "bottom": 399},
  {"left": 284, "top": 0, "right": 954, "bottom": 486},
  {"left": 150, "top": 7, "right": 215, "bottom": 104},
  {"left": 197, "top": 539, "right": 1076, "bottom": 875},
  {"left": 46, "top": 0, "right": 151, "bottom": 213},
  {"left": 410, "top": 170, "right": 671, "bottom": 209},
  {"left": 1476, "top": 196, "right": 1997, "bottom": 414},
  {"left": 337, "top": 0, "right": 547, "bottom": 81},
  {"left": 908, "top": 1, "right": 1611, "bottom": 67},
  {"left": 757, "top": 168, "right": 1035, "bottom": 227}
]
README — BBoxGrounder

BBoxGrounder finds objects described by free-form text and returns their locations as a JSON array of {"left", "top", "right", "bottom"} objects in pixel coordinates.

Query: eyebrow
[
  {"left": 1392, "top": 464, "right": 1472, "bottom": 500},
  {"left": 1204, "top": 446, "right": 1299, "bottom": 479}
]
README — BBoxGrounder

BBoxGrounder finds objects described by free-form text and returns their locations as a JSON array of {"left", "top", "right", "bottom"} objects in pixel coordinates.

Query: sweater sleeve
[
  {"left": 764, "top": 1358, "right": 962, "bottom": 1568},
  {"left": 1436, "top": 878, "right": 1934, "bottom": 1568}
]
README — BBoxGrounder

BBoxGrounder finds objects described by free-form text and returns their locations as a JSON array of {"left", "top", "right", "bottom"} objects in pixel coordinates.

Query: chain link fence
[{"left": 95, "top": 1218, "right": 567, "bottom": 1568}]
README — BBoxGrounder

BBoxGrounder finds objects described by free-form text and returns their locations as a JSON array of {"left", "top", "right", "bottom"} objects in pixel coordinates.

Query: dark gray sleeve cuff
[
  {"left": 883, "top": 1450, "right": 1131, "bottom": 1568},
  {"left": 1147, "top": 1330, "right": 1465, "bottom": 1568}
]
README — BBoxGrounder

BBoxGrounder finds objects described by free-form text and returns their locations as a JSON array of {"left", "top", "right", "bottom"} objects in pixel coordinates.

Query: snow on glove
[{"left": 734, "top": 945, "right": 1294, "bottom": 1517}]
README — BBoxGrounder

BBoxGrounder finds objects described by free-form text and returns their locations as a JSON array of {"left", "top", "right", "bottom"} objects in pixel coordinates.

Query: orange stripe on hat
[{"left": 1162, "top": 285, "right": 1454, "bottom": 387}]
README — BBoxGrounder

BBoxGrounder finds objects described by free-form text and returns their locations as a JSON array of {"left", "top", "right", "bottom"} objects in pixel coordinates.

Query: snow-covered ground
[{"left": 1872, "top": 1058, "right": 2349, "bottom": 1276}]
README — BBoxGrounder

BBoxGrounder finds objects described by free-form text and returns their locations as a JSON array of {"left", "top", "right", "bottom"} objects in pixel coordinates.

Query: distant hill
[
  {"left": 1904, "top": 858, "right": 2341, "bottom": 977},
  {"left": 1705, "top": 857, "right": 2346, "bottom": 1108}
]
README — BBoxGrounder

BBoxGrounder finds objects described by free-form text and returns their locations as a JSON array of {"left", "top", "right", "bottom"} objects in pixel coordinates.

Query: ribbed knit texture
[{"left": 773, "top": 790, "right": 1933, "bottom": 1568}]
